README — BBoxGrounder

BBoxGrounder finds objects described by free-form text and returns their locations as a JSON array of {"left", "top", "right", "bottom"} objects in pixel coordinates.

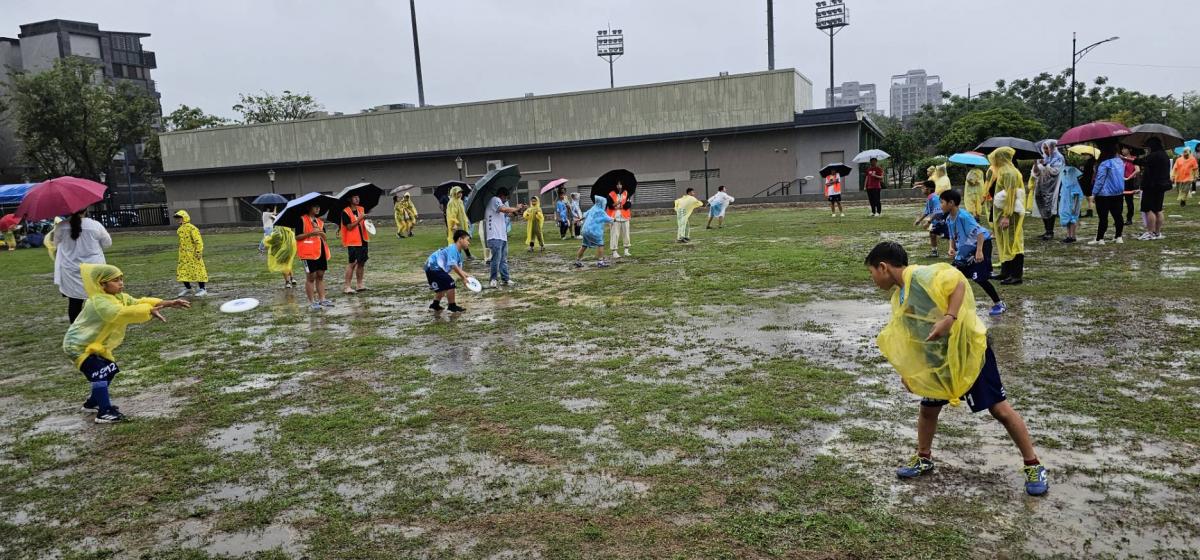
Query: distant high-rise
[
  {"left": 889, "top": 69, "right": 942, "bottom": 119},
  {"left": 825, "top": 81, "right": 878, "bottom": 114}
]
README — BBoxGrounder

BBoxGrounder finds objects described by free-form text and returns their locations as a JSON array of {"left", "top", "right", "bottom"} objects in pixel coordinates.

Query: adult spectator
[
  {"left": 54, "top": 209, "right": 112, "bottom": 322},
  {"left": 1173, "top": 147, "right": 1197, "bottom": 207},
  {"left": 1089, "top": 145, "right": 1126, "bottom": 245},
  {"left": 1134, "top": 137, "right": 1172, "bottom": 240},
  {"left": 865, "top": 158, "right": 884, "bottom": 217},
  {"left": 484, "top": 188, "right": 525, "bottom": 288}
]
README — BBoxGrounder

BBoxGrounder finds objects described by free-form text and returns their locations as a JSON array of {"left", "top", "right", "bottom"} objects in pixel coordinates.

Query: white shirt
[
  {"left": 484, "top": 196, "right": 508, "bottom": 241},
  {"left": 53, "top": 218, "right": 112, "bottom": 299},
  {"left": 262, "top": 211, "right": 276, "bottom": 229}
]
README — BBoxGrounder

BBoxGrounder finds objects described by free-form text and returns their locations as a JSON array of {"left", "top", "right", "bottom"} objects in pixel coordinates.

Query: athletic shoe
[
  {"left": 926, "top": 251, "right": 938, "bottom": 258},
  {"left": 989, "top": 302, "right": 1007, "bottom": 316},
  {"left": 94, "top": 410, "right": 127, "bottom": 424},
  {"left": 309, "top": 302, "right": 322, "bottom": 311},
  {"left": 1000, "top": 277, "right": 1023, "bottom": 285},
  {"left": 397, "top": 232, "right": 403, "bottom": 239},
  {"left": 177, "top": 288, "right": 191, "bottom": 297},
  {"left": 503, "top": 280, "right": 516, "bottom": 287},
  {"left": 831, "top": 213, "right": 837, "bottom": 217},
  {"left": 896, "top": 455, "right": 935, "bottom": 479},
  {"left": 319, "top": 299, "right": 334, "bottom": 307},
  {"left": 408, "top": 232, "right": 414, "bottom": 238},
  {"left": 1154, "top": 233, "right": 1165, "bottom": 240},
  {"left": 1137, "top": 232, "right": 1154, "bottom": 241},
  {"left": 1115, "top": 236, "right": 1124, "bottom": 244},
  {"left": 1087, "top": 239, "right": 1105, "bottom": 246},
  {"left": 194, "top": 289, "right": 208, "bottom": 297},
  {"left": 705, "top": 226, "right": 713, "bottom": 229},
  {"left": 573, "top": 261, "right": 584, "bottom": 268},
  {"left": 1061, "top": 237, "right": 1075, "bottom": 243},
  {"left": 597, "top": 260, "right": 610, "bottom": 268},
  {"left": 527, "top": 246, "right": 534, "bottom": 252},
  {"left": 81, "top": 401, "right": 99, "bottom": 414},
  {"left": 489, "top": 279, "right": 499, "bottom": 289},
  {"left": 623, "top": 249, "right": 630, "bottom": 257},
  {"left": 429, "top": 301, "right": 443, "bottom": 311},
  {"left": 447, "top": 303, "right": 466, "bottom": 313},
  {"left": 839, "top": 213, "right": 845, "bottom": 218},
  {"left": 612, "top": 252, "right": 621, "bottom": 259},
  {"left": 1024, "top": 464, "right": 1049, "bottom": 496}
]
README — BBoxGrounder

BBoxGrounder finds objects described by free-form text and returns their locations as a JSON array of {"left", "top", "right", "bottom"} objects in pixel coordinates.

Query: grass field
[{"left": 1, "top": 201, "right": 1198, "bottom": 559}]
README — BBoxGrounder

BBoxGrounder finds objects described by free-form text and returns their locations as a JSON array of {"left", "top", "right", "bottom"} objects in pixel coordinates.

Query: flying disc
[
  {"left": 219, "top": 298, "right": 260, "bottom": 313},
  {"left": 465, "top": 277, "right": 482, "bottom": 293},
  {"left": 364, "top": 219, "right": 377, "bottom": 235}
]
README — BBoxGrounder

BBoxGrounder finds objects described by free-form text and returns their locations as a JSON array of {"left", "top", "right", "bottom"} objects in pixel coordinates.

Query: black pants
[
  {"left": 1123, "top": 193, "right": 1135, "bottom": 223},
  {"left": 867, "top": 189, "right": 882, "bottom": 214},
  {"left": 183, "top": 281, "right": 206, "bottom": 289},
  {"left": 574, "top": 223, "right": 582, "bottom": 237},
  {"left": 1042, "top": 217, "right": 1055, "bottom": 236},
  {"left": 559, "top": 222, "right": 570, "bottom": 238},
  {"left": 67, "top": 296, "right": 85, "bottom": 323},
  {"left": 1095, "top": 195, "right": 1124, "bottom": 240}
]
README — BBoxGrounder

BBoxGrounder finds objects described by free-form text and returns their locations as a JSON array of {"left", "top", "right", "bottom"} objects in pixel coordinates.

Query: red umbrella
[
  {"left": 0, "top": 214, "right": 19, "bottom": 231},
  {"left": 16, "top": 177, "right": 107, "bottom": 221},
  {"left": 539, "top": 178, "right": 568, "bottom": 195},
  {"left": 1058, "top": 121, "right": 1131, "bottom": 146}
]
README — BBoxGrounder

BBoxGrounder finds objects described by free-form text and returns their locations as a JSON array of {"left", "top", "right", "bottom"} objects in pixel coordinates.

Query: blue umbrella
[
  {"left": 252, "top": 193, "right": 288, "bottom": 207},
  {"left": 949, "top": 152, "right": 990, "bottom": 166},
  {"left": 273, "top": 192, "right": 339, "bottom": 230},
  {"left": 1174, "top": 139, "right": 1199, "bottom": 155}
]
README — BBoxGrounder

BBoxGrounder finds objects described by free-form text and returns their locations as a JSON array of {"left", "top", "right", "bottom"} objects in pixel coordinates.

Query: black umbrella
[
  {"left": 819, "top": 163, "right": 853, "bottom": 178},
  {"left": 1122, "top": 123, "right": 1184, "bottom": 149},
  {"left": 273, "top": 192, "right": 339, "bottom": 231},
  {"left": 327, "top": 182, "right": 384, "bottom": 224},
  {"left": 975, "top": 137, "right": 1039, "bottom": 160},
  {"left": 464, "top": 165, "right": 521, "bottom": 223},
  {"left": 252, "top": 193, "right": 288, "bottom": 208},
  {"left": 434, "top": 180, "right": 471, "bottom": 201},
  {"left": 589, "top": 169, "right": 638, "bottom": 203}
]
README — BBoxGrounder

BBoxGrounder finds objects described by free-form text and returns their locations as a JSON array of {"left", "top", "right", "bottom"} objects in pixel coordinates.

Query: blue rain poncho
[
  {"left": 580, "top": 196, "right": 612, "bottom": 248},
  {"left": 1058, "top": 166, "right": 1084, "bottom": 227}
]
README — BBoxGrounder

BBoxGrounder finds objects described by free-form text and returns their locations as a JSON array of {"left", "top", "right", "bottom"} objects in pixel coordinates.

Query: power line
[{"left": 1086, "top": 60, "right": 1200, "bottom": 70}]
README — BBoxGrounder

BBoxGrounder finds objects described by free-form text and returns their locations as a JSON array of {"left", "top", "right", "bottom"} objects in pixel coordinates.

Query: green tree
[
  {"left": 163, "top": 104, "right": 228, "bottom": 131},
  {"left": 7, "top": 57, "right": 158, "bottom": 179},
  {"left": 938, "top": 108, "right": 1047, "bottom": 155},
  {"left": 876, "top": 115, "right": 922, "bottom": 187},
  {"left": 232, "top": 90, "right": 323, "bottom": 124}
]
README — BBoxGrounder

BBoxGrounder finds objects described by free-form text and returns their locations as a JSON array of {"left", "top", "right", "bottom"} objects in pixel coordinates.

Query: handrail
[{"left": 751, "top": 178, "right": 803, "bottom": 197}]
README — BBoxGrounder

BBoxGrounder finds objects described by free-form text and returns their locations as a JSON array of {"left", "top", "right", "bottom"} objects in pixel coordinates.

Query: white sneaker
[
  {"left": 1087, "top": 239, "right": 1105, "bottom": 246},
  {"left": 1137, "top": 232, "right": 1153, "bottom": 241},
  {"left": 840, "top": 213, "right": 845, "bottom": 217},
  {"left": 1115, "top": 236, "right": 1124, "bottom": 244},
  {"left": 177, "top": 288, "right": 191, "bottom": 297},
  {"left": 623, "top": 249, "right": 631, "bottom": 257},
  {"left": 194, "top": 289, "right": 208, "bottom": 297},
  {"left": 612, "top": 252, "right": 621, "bottom": 259},
  {"left": 504, "top": 280, "right": 516, "bottom": 287},
  {"left": 488, "top": 279, "right": 498, "bottom": 289}
]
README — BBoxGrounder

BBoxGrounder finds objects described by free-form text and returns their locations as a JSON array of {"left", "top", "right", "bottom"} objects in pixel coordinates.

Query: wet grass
[{"left": 1, "top": 202, "right": 1199, "bottom": 558}]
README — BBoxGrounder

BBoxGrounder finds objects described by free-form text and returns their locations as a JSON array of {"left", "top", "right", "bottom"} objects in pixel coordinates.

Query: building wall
[
  {"left": 163, "top": 125, "right": 864, "bottom": 225},
  {"left": 67, "top": 33, "right": 100, "bottom": 58},
  {"left": 161, "top": 70, "right": 813, "bottom": 173},
  {"left": 17, "top": 33, "right": 58, "bottom": 72}
]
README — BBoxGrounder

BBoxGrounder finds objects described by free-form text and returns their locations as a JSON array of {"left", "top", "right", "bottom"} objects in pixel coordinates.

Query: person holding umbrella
[
  {"left": 446, "top": 186, "right": 473, "bottom": 260},
  {"left": 964, "top": 169, "right": 986, "bottom": 219},
  {"left": 987, "top": 148, "right": 1027, "bottom": 284},
  {"left": 296, "top": 201, "right": 333, "bottom": 310},
  {"left": 53, "top": 209, "right": 112, "bottom": 322},
  {"left": 608, "top": 182, "right": 633, "bottom": 258},
  {"left": 569, "top": 192, "right": 584, "bottom": 237},
  {"left": 826, "top": 172, "right": 845, "bottom": 217},
  {"left": 173, "top": 211, "right": 209, "bottom": 297},
  {"left": 338, "top": 193, "right": 371, "bottom": 294},
  {"left": 1032, "top": 140, "right": 1064, "bottom": 241},
  {"left": 1134, "top": 137, "right": 1172, "bottom": 240},
  {"left": 483, "top": 187, "right": 526, "bottom": 288},
  {"left": 555, "top": 191, "right": 572, "bottom": 240},
  {"left": 1089, "top": 144, "right": 1126, "bottom": 245},
  {"left": 394, "top": 192, "right": 417, "bottom": 238},
  {"left": 0, "top": 215, "right": 17, "bottom": 251},
  {"left": 865, "top": 158, "right": 885, "bottom": 217}
]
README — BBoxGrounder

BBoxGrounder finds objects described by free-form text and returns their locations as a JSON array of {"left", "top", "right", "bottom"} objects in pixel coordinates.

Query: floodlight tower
[
  {"left": 815, "top": 0, "right": 849, "bottom": 108},
  {"left": 596, "top": 27, "right": 625, "bottom": 89}
]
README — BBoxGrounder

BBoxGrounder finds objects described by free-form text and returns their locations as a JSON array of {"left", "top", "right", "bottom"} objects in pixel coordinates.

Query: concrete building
[
  {"left": 825, "top": 81, "right": 877, "bottom": 115},
  {"left": 889, "top": 69, "right": 943, "bottom": 120},
  {"left": 160, "top": 69, "right": 882, "bottom": 225}
]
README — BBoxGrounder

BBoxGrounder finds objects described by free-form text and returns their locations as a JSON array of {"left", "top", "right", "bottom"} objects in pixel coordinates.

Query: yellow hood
[
  {"left": 450, "top": 186, "right": 462, "bottom": 199},
  {"left": 988, "top": 147, "right": 1015, "bottom": 168},
  {"left": 530, "top": 196, "right": 540, "bottom": 207},
  {"left": 966, "top": 169, "right": 984, "bottom": 185},
  {"left": 82, "top": 263, "right": 123, "bottom": 297},
  {"left": 174, "top": 210, "right": 191, "bottom": 224}
]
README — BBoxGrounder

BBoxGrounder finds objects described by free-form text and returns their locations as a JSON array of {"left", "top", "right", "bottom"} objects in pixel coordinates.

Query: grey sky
[{"left": 4, "top": 1, "right": 1194, "bottom": 120}]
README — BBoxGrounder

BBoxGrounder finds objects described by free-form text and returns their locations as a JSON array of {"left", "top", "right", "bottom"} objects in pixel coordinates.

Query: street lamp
[
  {"left": 267, "top": 169, "right": 276, "bottom": 193},
  {"left": 815, "top": 0, "right": 849, "bottom": 108},
  {"left": 1070, "top": 33, "right": 1119, "bottom": 127},
  {"left": 596, "top": 27, "right": 624, "bottom": 88},
  {"left": 701, "top": 137, "right": 711, "bottom": 200},
  {"left": 455, "top": 156, "right": 464, "bottom": 181}
]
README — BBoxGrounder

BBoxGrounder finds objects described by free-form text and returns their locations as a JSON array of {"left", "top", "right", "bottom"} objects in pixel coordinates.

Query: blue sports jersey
[
  {"left": 947, "top": 209, "right": 992, "bottom": 255},
  {"left": 425, "top": 244, "right": 463, "bottom": 273}
]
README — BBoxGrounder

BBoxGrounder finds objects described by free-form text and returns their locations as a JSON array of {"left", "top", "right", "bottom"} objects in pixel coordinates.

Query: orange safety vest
[
  {"left": 339, "top": 205, "right": 369, "bottom": 247},
  {"left": 825, "top": 175, "right": 843, "bottom": 197},
  {"left": 607, "top": 190, "right": 631, "bottom": 220},
  {"left": 297, "top": 215, "right": 330, "bottom": 260}
]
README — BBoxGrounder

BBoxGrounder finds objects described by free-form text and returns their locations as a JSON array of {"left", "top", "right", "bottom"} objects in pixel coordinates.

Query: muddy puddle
[{"left": 204, "top": 421, "right": 275, "bottom": 454}]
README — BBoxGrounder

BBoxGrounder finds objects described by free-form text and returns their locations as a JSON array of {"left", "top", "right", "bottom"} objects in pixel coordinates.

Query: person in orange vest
[
  {"left": 825, "top": 173, "right": 845, "bottom": 217},
  {"left": 607, "top": 182, "right": 632, "bottom": 258},
  {"left": 295, "top": 202, "right": 333, "bottom": 311},
  {"left": 338, "top": 194, "right": 371, "bottom": 294}
]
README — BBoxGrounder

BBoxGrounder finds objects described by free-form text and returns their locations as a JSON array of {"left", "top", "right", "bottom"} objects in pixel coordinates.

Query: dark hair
[
  {"left": 922, "top": 179, "right": 936, "bottom": 191},
  {"left": 69, "top": 210, "right": 84, "bottom": 240},
  {"left": 718, "top": 185, "right": 726, "bottom": 191},
  {"left": 496, "top": 187, "right": 509, "bottom": 197},
  {"left": 865, "top": 241, "right": 908, "bottom": 268},
  {"left": 939, "top": 189, "right": 962, "bottom": 205},
  {"left": 686, "top": 187, "right": 696, "bottom": 194},
  {"left": 1147, "top": 137, "right": 1164, "bottom": 151},
  {"left": 452, "top": 229, "right": 471, "bottom": 242}
]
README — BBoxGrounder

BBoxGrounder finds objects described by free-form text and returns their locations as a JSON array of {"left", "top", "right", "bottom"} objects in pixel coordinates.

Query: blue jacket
[{"left": 1092, "top": 157, "right": 1125, "bottom": 197}]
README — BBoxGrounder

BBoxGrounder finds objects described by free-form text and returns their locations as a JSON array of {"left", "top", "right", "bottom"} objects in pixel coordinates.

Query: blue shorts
[
  {"left": 80, "top": 355, "right": 120, "bottom": 383},
  {"left": 425, "top": 267, "right": 455, "bottom": 292},
  {"left": 930, "top": 221, "right": 949, "bottom": 238},
  {"left": 920, "top": 346, "right": 1007, "bottom": 413}
]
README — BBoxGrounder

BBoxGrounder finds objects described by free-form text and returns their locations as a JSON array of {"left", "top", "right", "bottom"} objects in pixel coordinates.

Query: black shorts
[
  {"left": 827, "top": 194, "right": 842, "bottom": 203},
  {"left": 348, "top": 242, "right": 369, "bottom": 264},
  {"left": 953, "top": 239, "right": 993, "bottom": 282},
  {"left": 425, "top": 267, "right": 455, "bottom": 292},
  {"left": 304, "top": 253, "right": 328, "bottom": 273},
  {"left": 921, "top": 346, "right": 1007, "bottom": 413},
  {"left": 1141, "top": 188, "right": 1165, "bottom": 213},
  {"left": 80, "top": 354, "right": 120, "bottom": 383}
]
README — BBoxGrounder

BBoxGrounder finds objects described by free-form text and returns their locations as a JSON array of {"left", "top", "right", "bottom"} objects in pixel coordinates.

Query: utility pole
[
  {"left": 767, "top": 0, "right": 775, "bottom": 70},
  {"left": 1071, "top": 32, "right": 1120, "bottom": 127},
  {"left": 409, "top": 0, "right": 426, "bottom": 107},
  {"left": 814, "top": 1, "right": 848, "bottom": 108}
]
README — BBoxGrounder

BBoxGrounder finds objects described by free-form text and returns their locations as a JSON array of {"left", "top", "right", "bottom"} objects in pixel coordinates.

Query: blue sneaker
[
  {"left": 896, "top": 455, "right": 935, "bottom": 479},
  {"left": 989, "top": 301, "right": 1007, "bottom": 316},
  {"left": 1024, "top": 464, "right": 1049, "bottom": 496}
]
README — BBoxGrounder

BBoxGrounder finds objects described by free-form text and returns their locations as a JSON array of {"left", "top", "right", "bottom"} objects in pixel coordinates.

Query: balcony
[{"left": 142, "top": 50, "right": 156, "bottom": 68}]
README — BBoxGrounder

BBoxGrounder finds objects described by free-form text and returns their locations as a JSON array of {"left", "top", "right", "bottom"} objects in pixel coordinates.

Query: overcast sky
[{"left": 4, "top": 1, "right": 1194, "bottom": 119}]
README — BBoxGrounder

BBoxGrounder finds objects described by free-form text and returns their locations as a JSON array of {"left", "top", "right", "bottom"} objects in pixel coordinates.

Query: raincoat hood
[
  {"left": 402, "top": 192, "right": 412, "bottom": 201},
  {"left": 592, "top": 195, "right": 607, "bottom": 210},
  {"left": 530, "top": 196, "right": 540, "bottom": 208},
  {"left": 966, "top": 169, "right": 984, "bottom": 185},
  {"left": 450, "top": 186, "right": 463, "bottom": 199},
  {"left": 82, "top": 263, "right": 123, "bottom": 297},
  {"left": 174, "top": 210, "right": 191, "bottom": 224},
  {"left": 988, "top": 147, "right": 1016, "bottom": 168},
  {"left": 570, "top": 193, "right": 580, "bottom": 201}
]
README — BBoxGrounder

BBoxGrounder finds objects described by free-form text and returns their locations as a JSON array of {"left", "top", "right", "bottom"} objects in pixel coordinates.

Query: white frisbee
[
  {"left": 219, "top": 298, "right": 261, "bottom": 314},
  {"left": 465, "top": 277, "right": 482, "bottom": 293},
  {"left": 364, "top": 219, "right": 377, "bottom": 235}
]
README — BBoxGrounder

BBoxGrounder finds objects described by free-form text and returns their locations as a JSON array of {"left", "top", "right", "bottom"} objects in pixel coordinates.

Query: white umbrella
[{"left": 852, "top": 149, "right": 890, "bottom": 163}]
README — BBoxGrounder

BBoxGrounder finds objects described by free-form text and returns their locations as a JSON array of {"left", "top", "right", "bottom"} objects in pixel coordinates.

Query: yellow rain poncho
[
  {"left": 932, "top": 164, "right": 952, "bottom": 194},
  {"left": 62, "top": 263, "right": 162, "bottom": 368},
  {"left": 394, "top": 193, "right": 417, "bottom": 236},
  {"left": 988, "top": 147, "right": 1025, "bottom": 263},
  {"left": 263, "top": 226, "right": 297, "bottom": 273},
  {"left": 963, "top": 169, "right": 985, "bottom": 218},
  {"left": 45, "top": 217, "right": 63, "bottom": 261},
  {"left": 446, "top": 186, "right": 470, "bottom": 245},
  {"left": 174, "top": 210, "right": 208, "bottom": 282},
  {"left": 876, "top": 263, "right": 987, "bottom": 406},
  {"left": 523, "top": 196, "right": 544, "bottom": 248},
  {"left": 674, "top": 193, "right": 704, "bottom": 239}
]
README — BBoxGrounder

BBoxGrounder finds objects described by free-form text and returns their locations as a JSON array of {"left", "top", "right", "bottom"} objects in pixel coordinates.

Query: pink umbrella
[
  {"left": 1058, "top": 121, "right": 1131, "bottom": 146},
  {"left": 16, "top": 177, "right": 107, "bottom": 220},
  {"left": 539, "top": 178, "right": 568, "bottom": 195}
]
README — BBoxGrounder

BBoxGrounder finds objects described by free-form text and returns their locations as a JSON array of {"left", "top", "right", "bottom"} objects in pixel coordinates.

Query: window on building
[
  {"left": 112, "top": 63, "right": 123, "bottom": 78},
  {"left": 689, "top": 169, "right": 719, "bottom": 180},
  {"left": 421, "top": 186, "right": 436, "bottom": 196}
]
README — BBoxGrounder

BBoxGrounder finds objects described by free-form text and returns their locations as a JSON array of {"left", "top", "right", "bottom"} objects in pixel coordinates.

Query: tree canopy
[
  {"left": 163, "top": 104, "right": 229, "bottom": 131},
  {"left": 232, "top": 90, "right": 323, "bottom": 124}
]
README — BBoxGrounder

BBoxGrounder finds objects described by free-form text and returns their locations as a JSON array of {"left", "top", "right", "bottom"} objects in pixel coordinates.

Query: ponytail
[{"left": 69, "top": 211, "right": 83, "bottom": 240}]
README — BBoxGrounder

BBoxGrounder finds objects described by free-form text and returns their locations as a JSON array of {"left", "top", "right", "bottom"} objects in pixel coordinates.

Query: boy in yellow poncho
[
  {"left": 931, "top": 163, "right": 952, "bottom": 194},
  {"left": 263, "top": 225, "right": 297, "bottom": 286},
  {"left": 864, "top": 241, "right": 1047, "bottom": 496},
  {"left": 963, "top": 168, "right": 986, "bottom": 219},
  {"left": 673, "top": 188, "right": 705, "bottom": 242},
  {"left": 63, "top": 263, "right": 190, "bottom": 423},
  {"left": 173, "top": 210, "right": 209, "bottom": 297},
  {"left": 445, "top": 186, "right": 474, "bottom": 260},
  {"left": 394, "top": 192, "right": 417, "bottom": 238},
  {"left": 524, "top": 195, "right": 545, "bottom": 252},
  {"left": 987, "top": 148, "right": 1025, "bottom": 285}
]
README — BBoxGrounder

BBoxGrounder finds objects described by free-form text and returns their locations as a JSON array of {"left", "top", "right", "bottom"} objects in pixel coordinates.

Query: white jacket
[{"left": 53, "top": 218, "right": 112, "bottom": 299}]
